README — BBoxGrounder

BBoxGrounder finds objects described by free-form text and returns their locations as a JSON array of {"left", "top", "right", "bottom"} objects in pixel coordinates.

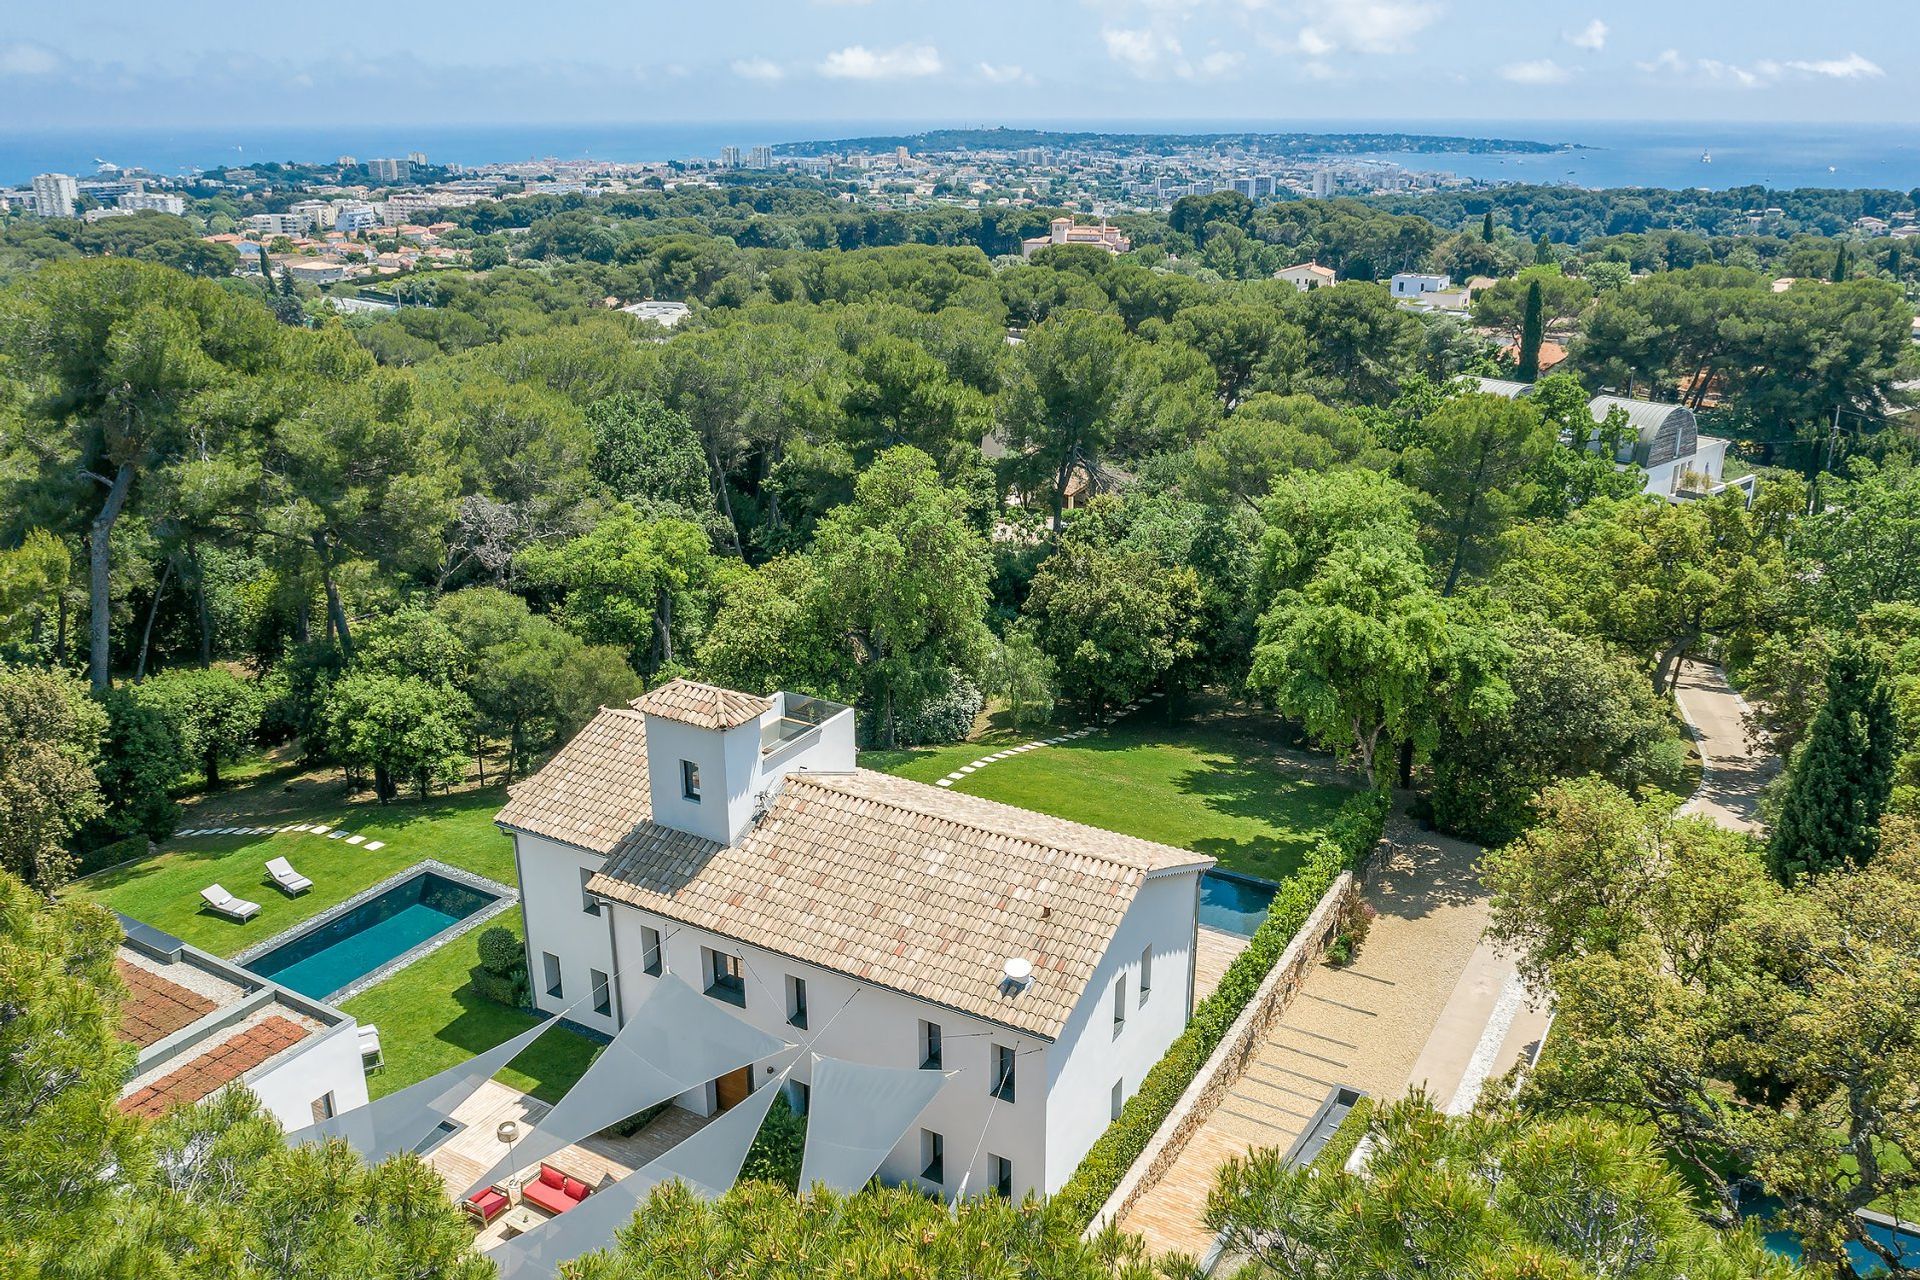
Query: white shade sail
[
  {"left": 491, "top": 1078, "right": 785, "bottom": 1280},
  {"left": 284, "top": 1014, "right": 556, "bottom": 1162},
  {"left": 460, "top": 974, "right": 790, "bottom": 1200},
  {"left": 797, "top": 1054, "right": 949, "bottom": 1194}
]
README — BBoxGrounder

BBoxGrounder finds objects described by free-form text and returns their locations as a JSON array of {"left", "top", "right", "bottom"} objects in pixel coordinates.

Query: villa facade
[{"left": 497, "top": 680, "right": 1212, "bottom": 1199}]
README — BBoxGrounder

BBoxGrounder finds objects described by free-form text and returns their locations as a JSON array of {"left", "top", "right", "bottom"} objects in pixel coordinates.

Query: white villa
[
  {"left": 1587, "top": 395, "right": 1749, "bottom": 502},
  {"left": 1275, "top": 262, "right": 1338, "bottom": 292},
  {"left": 497, "top": 679, "right": 1213, "bottom": 1200}
]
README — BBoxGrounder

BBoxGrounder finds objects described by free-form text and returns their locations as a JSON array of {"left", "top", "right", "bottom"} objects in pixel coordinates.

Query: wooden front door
[{"left": 714, "top": 1066, "right": 751, "bottom": 1113}]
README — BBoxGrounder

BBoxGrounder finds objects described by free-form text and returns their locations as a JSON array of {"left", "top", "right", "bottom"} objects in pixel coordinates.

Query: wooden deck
[
  {"left": 1193, "top": 925, "right": 1248, "bottom": 1005},
  {"left": 427, "top": 1079, "right": 714, "bottom": 1252}
]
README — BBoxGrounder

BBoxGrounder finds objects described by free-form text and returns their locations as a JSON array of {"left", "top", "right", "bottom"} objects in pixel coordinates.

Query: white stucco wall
[
  {"left": 606, "top": 904, "right": 1056, "bottom": 1199},
  {"left": 248, "top": 1021, "right": 370, "bottom": 1130},
  {"left": 1041, "top": 869, "right": 1202, "bottom": 1191},
  {"left": 514, "top": 830, "right": 621, "bottom": 1036}
]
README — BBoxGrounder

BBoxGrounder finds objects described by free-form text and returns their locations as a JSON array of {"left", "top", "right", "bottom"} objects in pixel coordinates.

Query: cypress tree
[
  {"left": 257, "top": 245, "right": 272, "bottom": 282},
  {"left": 1833, "top": 243, "right": 1851, "bottom": 282},
  {"left": 1889, "top": 243, "right": 1903, "bottom": 280},
  {"left": 1482, "top": 210, "right": 1496, "bottom": 242},
  {"left": 1516, "top": 279, "right": 1545, "bottom": 382},
  {"left": 1768, "top": 640, "right": 1898, "bottom": 882},
  {"left": 1535, "top": 232, "right": 1554, "bottom": 265}
]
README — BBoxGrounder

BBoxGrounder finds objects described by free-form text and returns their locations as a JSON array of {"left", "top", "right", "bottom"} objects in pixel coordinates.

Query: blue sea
[{"left": 2, "top": 118, "right": 1918, "bottom": 193}]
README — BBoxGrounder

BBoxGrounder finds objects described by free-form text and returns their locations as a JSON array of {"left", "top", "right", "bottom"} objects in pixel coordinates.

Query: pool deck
[{"left": 1193, "top": 925, "right": 1248, "bottom": 1005}]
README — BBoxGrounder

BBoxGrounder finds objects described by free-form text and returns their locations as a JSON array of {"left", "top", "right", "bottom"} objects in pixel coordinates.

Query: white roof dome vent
[{"left": 1001, "top": 956, "right": 1034, "bottom": 994}]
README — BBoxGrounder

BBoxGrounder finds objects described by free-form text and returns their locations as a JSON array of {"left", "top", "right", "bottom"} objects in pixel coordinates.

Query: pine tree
[
  {"left": 1516, "top": 279, "right": 1545, "bottom": 382},
  {"left": 1534, "top": 232, "right": 1554, "bottom": 265},
  {"left": 1768, "top": 640, "right": 1898, "bottom": 881},
  {"left": 1482, "top": 210, "right": 1496, "bottom": 242}
]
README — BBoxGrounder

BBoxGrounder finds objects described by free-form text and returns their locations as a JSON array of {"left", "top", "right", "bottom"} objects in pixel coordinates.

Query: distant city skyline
[{"left": 1, "top": 0, "right": 1912, "bottom": 129}]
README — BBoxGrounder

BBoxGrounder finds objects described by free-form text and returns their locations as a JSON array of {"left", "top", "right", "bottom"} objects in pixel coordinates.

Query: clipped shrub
[
  {"left": 473, "top": 925, "right": 529, "bottom": 1007},
  {"left": 1051, "top": 786, "right": 1390, "bottom": 1227}
]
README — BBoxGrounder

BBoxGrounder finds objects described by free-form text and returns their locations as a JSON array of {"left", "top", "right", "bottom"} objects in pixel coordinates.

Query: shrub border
[{"left": 1054, "top": 786, "right": 1391, "bottom": 1229}]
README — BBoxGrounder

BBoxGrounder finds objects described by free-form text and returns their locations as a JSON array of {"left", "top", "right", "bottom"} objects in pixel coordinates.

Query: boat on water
[{"left": 1701, "top": 150, "right": 1712, "bottom": 164}]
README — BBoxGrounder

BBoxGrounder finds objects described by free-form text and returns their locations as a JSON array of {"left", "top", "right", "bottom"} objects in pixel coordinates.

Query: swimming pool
[
  {"left": 1744, "top": 1196, "right": 1920, "bottom": 1276},
  {"left": 247, "top": 870, "right": 500, "bottom": 1000},
  {"left": 1198, "top": 870, "right": 1279, "bottom": 936}
]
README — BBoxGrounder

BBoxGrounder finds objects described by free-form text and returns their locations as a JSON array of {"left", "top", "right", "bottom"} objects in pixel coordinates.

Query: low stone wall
[{"left": 1087, "top": 865, "right": 1362, "bottom": 1234}]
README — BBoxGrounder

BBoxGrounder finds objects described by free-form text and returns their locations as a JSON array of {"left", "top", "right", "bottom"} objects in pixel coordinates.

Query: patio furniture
[
  {"left": 519, "top": 1163, "right": 591, "bottom": 1215},
  {"left": 497, "top": 1203, "right": 546, "bottom": 1239},
  {"left": 461, "top": 1186, "right": 509, "bottom": 1227},
  {"left": 200, "top": 883, "right": 260, "bottom": 922},
  {"left": 266, "top": 855, "right": 312, "bottom": 895},
  {"left": 358, "top": 1025, "right": 383, "bottom": 1072}
]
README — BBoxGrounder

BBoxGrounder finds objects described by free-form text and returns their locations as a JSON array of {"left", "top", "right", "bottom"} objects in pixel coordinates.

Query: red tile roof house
[
  {"left": 497, "top": 680, "right": 1215, "bottom": 1203},
  {"left": 114, "top": 915, "right": 370, "bottom": 1129}
]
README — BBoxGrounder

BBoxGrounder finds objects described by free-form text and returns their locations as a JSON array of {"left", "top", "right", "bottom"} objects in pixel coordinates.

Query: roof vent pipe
[{"left": 1002, "top": 957, "right": 1033, "bottom": 994}]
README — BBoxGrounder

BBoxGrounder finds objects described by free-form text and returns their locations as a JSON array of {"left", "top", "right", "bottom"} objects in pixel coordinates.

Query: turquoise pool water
[
  {"left": 249, "top": 871, "right": 497, "bottom": 999},
  {"left": 1199, "top": 870, "right": 1279, "bottom": 937}
]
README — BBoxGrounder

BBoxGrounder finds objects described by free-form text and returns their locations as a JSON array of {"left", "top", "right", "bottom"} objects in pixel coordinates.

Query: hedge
[{"left": 1052, "top": 786, "right": 1391, "bottom": 1228}]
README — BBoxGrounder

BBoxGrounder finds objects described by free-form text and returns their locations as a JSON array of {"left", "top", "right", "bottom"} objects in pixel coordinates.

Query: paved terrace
[{"left": 1115, "top": 819, "right": 1551, "bottom": 1260}]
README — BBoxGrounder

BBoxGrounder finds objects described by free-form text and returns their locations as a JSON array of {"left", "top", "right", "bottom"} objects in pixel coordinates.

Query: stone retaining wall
[{"left": 1086, "top": 863, "right": 1363, "bottom": 1234}]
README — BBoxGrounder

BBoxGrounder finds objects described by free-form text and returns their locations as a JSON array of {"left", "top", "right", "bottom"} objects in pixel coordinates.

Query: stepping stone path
[
  {"left": 169, "top": 821, "right": 388, "bottom": 854},
  {"left": 932, "top": 692, "right": 1162, "bottom": 789}
]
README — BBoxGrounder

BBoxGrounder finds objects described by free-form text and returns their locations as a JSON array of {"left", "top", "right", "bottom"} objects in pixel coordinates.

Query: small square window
[
  {"left": 920, "top": 1020, "right": 943, "bottom": 1070},
  {"left": 990, "top": 1043, "right": 1016, "bottom": 1104},
  {"left": 1111, "top": 1077, "right": 1125, "bottom": 1121},
  {"left": 640, "top": 926, "right": 663, "bottom": 977},
  {"left": 681, "top": 759, "right": 702, "bottom": 801},
  {"left": 542, "top": 951, "right": 563, "bottom": 999},
  {"left": 580, "top": 866, "right": 600, "bottom": 915},
  {"left": 591, "top": 968, "right": 612, "bottom": 1017},
  {"left": 704, "top": 947, "right": 745, "bottom": 1006},
  {"left": 921, "top": 1128, "right": 944, "bottom": 1185},
  {"left": 989, "top": 1153, "right": 1013, "bottom": 1198},
  {"left": 786, "top": 975, "right": 809, "bottom": 1029},
  {"left": 311, "top": 1092, "right": 336, "bottom": 1124}
]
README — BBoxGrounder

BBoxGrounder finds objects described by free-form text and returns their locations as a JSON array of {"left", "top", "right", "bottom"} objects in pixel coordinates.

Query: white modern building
[
  {"left": 32, "top": 172, "right": 78, "bottom": 218},
  {"left": 115, "top": 915, "right": 370, "bottom": 1130},
  {"left": 1587, "top": 395, "right": 1746, "bottom": 502},
  {"left": 118, "top": 191, "right": 186, "bottom": 215},
  {"left": 246, "top": 212, "right": 308, "bottom": 238},
  {"left": 337, "top": 202, "right": 382, "bottom": 234},
  {"left": 497, "top": 679, "right": 1212, "bottom": 1200},
  {"left": 1389, "top": 272, "right": 1450, "bottom": 299},
  {"left": 291, "top": 199, "right": 339, "bottom": 229}
]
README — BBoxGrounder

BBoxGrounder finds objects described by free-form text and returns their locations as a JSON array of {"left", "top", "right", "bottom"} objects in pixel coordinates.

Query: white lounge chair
[
  {"left": 358, "top": 1024, "right": 384, "bottom": 1072},
  {"left": 266, "top": 856, "right": 312, "bottom": 896},
  {"left": 200, "top": 883, "right": 260, "bottom": 922}
]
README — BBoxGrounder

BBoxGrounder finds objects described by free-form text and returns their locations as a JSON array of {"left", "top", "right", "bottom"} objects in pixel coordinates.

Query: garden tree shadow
[{"left": 1363, "top": 823, "right": 1484, "bottom": 923}]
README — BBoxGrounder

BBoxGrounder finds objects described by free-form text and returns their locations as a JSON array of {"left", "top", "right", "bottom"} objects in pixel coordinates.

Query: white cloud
[
  {"left": 730, "top": 57, "right": 784, "bottom": 81},
  {"left": 1501, "top": 58, "right": 1572, "bottom": 85},
  {"left": 1103, "top": 26, "right": 1182, "bottom": 75},
  {"left": 977, "top": 61, "right": 1033, "bottom": 84},
  {"left": 1564, "top": 19, "right": 1608, "bottom": 52},
  {"left": 1198, "top": 50, "right": 1244, "bottom": 74},
  {"left": 0, "top": 42, "right": 63, "bottom": 76},
  {"left": 1785, "top": 52, "right": 1884, "bottom": 79},
  {"left": 1292, "top": 0, "right": 1440, "bottom": 56},
  {"left": 818, "top": 43, "right": 942, "bottom": 79}
]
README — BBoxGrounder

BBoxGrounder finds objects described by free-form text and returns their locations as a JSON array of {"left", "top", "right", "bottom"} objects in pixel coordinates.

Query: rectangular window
[
  {"left": 787, "top": 1080, "right": 810, "bottom": 1116},
  {"left": 919, "top": 1020, "right": 943, "bottom": 1071},
  {"left": 990, "top": 1043, "right": 1016, "bottom": 1103},
  {"left": 681, "top": 759, "right": 702, "bottom": 801},
  {"left": 1140, "top": 944, "right": 1153, "bottom": 1005},
  {"left": 542, "top": 951, "right": 563, "bottom": 999},
  {"left": 310, "top": 1092, "right": 336, "bottom": 1124},
  {"left": 786, "top": 974, "right": 809, "bottom": 1029},
  {"left": 1113, "top": 974, "right": 1127, "bottom": 1037},
  {"left": 580, "top": 866, "right": 600, "bottom": 915},
  {"left": 1111, "top": 1077, "right": 1125, "bottom": 1121},
  {"left": 703, "top": 947, "right": 745, "bottom": 1006},
  {"left": 640, "top": 925, "right": 663, "bottom": 977},
  {"left": 591, "top": 968, "right": 612, "bottom": 1017},
  {"left": 921, "top": 1128, "right": 944, "bottom": 1185},
  {"left": 990, "top": 1153, "right": 1013, "bottom": 1198}
]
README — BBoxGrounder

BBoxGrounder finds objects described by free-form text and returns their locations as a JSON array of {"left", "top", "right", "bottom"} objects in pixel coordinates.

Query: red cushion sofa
[
  {"left": 462, "top": 1186, "right": 509, "bottom": 1226},
  {"left": 520, "top": 1163, "right": 591, "bottom": 1215}
]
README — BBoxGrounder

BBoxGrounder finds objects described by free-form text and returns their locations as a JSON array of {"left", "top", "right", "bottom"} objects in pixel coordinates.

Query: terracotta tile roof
[
  {"left": 116, "top": 959, "right": 216, "bottom": 1048},
  {"left": 117, "top": 1015, "right": 310, "bottom": 1117},
  {"left": 631, "top": 679, "right": 772, "bottom": 731},
  {"left": 588, "top": 768, "right": 1212, "bottom": 1040},
  {"left": 495, "top": 708, "right": 660, "bottom": 854}
]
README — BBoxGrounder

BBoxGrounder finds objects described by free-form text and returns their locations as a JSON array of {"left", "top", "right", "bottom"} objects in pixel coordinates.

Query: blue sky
[{"left": 1, "top": 0, "right": 1909, "bottom": 129}]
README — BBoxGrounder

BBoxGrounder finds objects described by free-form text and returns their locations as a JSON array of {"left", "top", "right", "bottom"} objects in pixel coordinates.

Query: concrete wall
[
  {"left": 250, "top": 1020, "right": 369, "bottom": 1129},
  {"left": 1043, "top": 869, "right": 1203, "bottom": 1191},
  {"left": 1086, "top": 868, "right": 1361, "bottom": 1235},
  {"left": 607, "top": 903, "right": 1055, "bottom": 1198}
]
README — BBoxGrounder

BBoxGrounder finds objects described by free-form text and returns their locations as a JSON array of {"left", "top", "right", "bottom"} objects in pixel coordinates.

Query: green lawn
[
  {"left": 75, "top": 785, "right": 515, "bottom": 957},
  {"left": 341, "top": 916, "right": 601, "bottom": 1104},
  {"left": 866, "top": 699, "right": 1355, "bottom": 882}
]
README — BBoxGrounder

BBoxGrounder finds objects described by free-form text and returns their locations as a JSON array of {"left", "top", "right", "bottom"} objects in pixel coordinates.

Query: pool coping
[{"left": 232, "top": 859, "right": 519, "bottom": 1005}]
